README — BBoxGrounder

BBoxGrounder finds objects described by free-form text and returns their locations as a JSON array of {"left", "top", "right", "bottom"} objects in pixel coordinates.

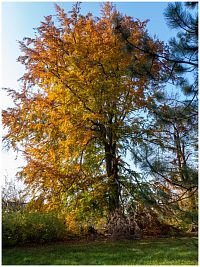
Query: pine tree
[
  {"left": 114, "top": 2, "right": 198, "bottom": 97},
  {"left": 164, "top": 2, "right": 198, "bottom": 96}
]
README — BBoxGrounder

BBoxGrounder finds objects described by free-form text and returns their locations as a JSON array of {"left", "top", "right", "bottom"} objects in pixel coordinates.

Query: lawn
[{"left": 2, "top": 237, "right": 198, "bottom": 265}]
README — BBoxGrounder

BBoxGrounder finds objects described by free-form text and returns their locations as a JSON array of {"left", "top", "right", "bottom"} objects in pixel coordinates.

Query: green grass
[{"left": 2, "top": 237, "right": 198, "bottom": 265}]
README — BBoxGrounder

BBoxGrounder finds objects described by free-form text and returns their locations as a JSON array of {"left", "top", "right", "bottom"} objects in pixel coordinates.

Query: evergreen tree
[
  {"left": 113, "top": 2, "right": 198, "bottom": 97},
  {"left": 140, "top": 98, "right": 198, "bottom": 227},
  {"left": 164, "top": 2, "right": 198, "bottom": 96}
]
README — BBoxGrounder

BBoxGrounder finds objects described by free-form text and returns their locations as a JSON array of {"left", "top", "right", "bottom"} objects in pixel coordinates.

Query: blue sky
[{"left": 1, "top": 1, "right": 174, "bottom": 183}]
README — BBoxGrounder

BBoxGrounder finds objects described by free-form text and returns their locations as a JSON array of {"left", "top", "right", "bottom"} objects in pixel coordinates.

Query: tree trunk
[
  {"left": 92, "top": 116, "right": 120, "bottom": 212},
  {"left": 104, "top": 142, "right": 120, "bottom": 212},
  {"left": 174, "top": 128, "right": 189, "bottom": 181}
]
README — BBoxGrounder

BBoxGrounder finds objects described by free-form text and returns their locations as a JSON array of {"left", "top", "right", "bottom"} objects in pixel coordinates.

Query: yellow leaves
[
  {"left": 49, "top": 148, "right": 56, "bottom": 161},
  {"left": 64, "top": 209, "right": 81, "bottom": 234}
]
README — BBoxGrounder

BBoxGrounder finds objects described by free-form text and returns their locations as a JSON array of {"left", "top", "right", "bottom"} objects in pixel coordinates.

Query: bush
[{"left": 2, "top": 211, "right": 67, "bottom": 247}]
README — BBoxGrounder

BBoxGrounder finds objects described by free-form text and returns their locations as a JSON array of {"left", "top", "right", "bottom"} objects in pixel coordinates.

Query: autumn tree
[{"left": 3, "top": 3, "right": 167, "bottom": 223}]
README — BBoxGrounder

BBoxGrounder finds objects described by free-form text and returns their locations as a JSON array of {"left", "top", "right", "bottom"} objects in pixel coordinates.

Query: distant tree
[{"left": 2, "top": 177, "right": 28, "bottom": 212}]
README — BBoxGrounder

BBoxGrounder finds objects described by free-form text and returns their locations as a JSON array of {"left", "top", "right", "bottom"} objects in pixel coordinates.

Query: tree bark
[
  {"left": 104, "top": 141, "right": 120, "bottom": 212},
  {"left": 91, "top": 117, "right": 120, "bottom": 212}
]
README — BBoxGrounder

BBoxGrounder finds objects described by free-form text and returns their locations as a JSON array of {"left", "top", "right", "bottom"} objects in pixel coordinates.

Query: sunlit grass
[{"left": 2, "top": 237, "right": 198, "bottom": 265}]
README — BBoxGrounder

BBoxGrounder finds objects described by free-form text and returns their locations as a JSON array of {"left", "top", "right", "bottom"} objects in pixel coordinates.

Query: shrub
[{"left": 2, "top": 211, "right": 67, "bottom": 247}]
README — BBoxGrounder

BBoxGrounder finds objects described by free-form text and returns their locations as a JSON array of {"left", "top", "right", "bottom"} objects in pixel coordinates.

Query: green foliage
[
  {"left": 2, "top": 211, "right": 67, "bottom": 247},
  {"left": 182, "top": 210, "right": 198, "bottom": 225}
]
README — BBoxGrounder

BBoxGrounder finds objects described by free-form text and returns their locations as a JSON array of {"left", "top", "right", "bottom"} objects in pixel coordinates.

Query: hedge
[{"left": 2, "top": 211, "right": 67, "bottom": 247}]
